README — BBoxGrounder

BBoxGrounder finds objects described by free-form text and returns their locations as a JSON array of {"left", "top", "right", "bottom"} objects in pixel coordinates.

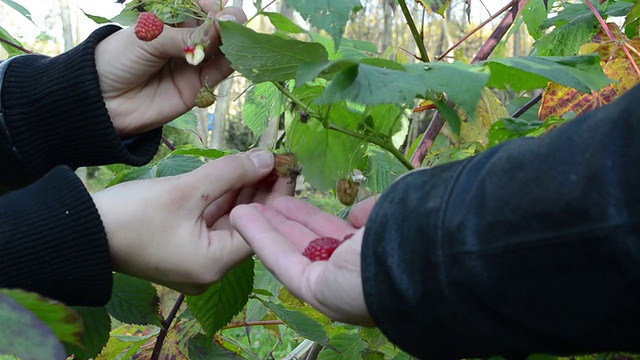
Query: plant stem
[
  {"left": 511, "top": 93, "right": 542, "bottom": 118},
  {"left": 162, "top": 135, "right": 177, "bottom": 151},
  {"left": 397, "top": 0, "right": 430, "bottom": 62},
  {"left": 583, "top": 0, "right": 640, "bottom": 77},
  {"left": 150, "top": 293, "right": 185, "bottom": 360},
  {"left": 220, "top": 320, "right": 284, "bottom": 330},
  {"left": 0, "top": 37, "right": 33, "bottom": 54},
  {"left": 271, "top": 83, "right": 414, "bottom": 171},
  {"left": 246, "top": 0, "right": 278, "bottom": 25}
]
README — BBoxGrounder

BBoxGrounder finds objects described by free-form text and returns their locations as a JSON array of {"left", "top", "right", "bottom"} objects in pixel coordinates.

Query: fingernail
[
  {"left": 217, "top": 14, "right": 238, "bottom": 23},
  {"left": 249, "top": 150, "right": 273, "bottom": 171}
]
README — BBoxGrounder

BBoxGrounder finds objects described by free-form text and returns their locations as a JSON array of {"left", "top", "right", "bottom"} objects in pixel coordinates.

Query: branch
[
  {"left": 511, "top": 93, "right": 542, "bottom": 118},
  {"left": 162, "top": 135, "right": 177, "bottom": 151},
  {"left": 0, "top": 36, "right": 33, "bottom": 54},
  {"left": 150, "top": 293, "right": 185, "bottom": 360},
  {"left": 410, "top": 0, "right": 529, "bottom": 167},
  {"left": 397, "top": 0, "right": 430, "bottom": 62},
  {"left": 220, "top": 320, "right": 284, "bottom": 330}
]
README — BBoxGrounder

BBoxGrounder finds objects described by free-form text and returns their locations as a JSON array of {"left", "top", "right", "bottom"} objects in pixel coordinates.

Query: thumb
[{"left": 185, "top": 150, "right": 274, "bottom": 211}]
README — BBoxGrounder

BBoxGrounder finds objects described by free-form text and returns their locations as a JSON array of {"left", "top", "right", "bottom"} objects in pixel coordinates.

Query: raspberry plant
[{"left": 2, "top": 0, "right": 640, "bottom": 359}]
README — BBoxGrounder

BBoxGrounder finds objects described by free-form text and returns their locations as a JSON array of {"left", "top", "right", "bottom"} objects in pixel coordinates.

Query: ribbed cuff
[
  {"left": 1, "top": 25, "right": 161, "bottom": 177},
  {"left": 0, "top": 166, "right": 112, "bottom": 306}
]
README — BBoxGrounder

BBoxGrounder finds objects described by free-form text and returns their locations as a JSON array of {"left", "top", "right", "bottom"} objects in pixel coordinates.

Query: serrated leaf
[
  {"left": 364, "top": 146, "right": 408, "bottom": 194},
  {"left": 243, "top": 82, "right": 286, "bottom": 137},
  {"left": 219, "top": 21, "right": 328, "bottom": 82},
  {"left": 188, "top": 333, "right": 243, "bottom": 359},
  {"left": 186, "top": 258, "right": 254, "bottom": 336},
  {"left": 0, "top": 292, "right": 66, "bottom": 360},
  {"left": 106, "top": 165, "right": 155, "bottom": 187},
  {"left": 317, "top": 333, "right": 366, "bottom": 359},
  {"left": 262, "top": 301, "right": 329, "bottom": 344},
  {"left": 542, "top": 2, "right": 633, "bottom": 29},
  {"left": 534, "top": 12, "right": 598, "bottom": 56},
  {"left": 522, "top": 0, "right": 548, "bottom": 40},
  {"left": 110, "top": 9, "right": 139, "bottom": 26},
  {"left": 483, "top": 55, "right": 611, "bottom": 93},
  {"left": 105, "top": 274, "right": 161, "bottom": 326},
  {"left": 154, "top": 154, "right": 204, "bottom": 177},
  {"left": 65, "top": 307, "right": 111, "bottom": 360},
  {"left": 0, "top": 289, "right": 83, "bottom": 346},
  {"left": 285, "top": 0, "right": 361, "bottom": 49},
  {"left": 1, "top": 0, "right": 34, "bottom": 23},
  {"left": 287, "top": 90, "right": 367, "bottom": 191},
  {"left": 167, "top": 111, "right": 198, "bottom": 131},
  {"left": 262, "top": 11, "right": 305, "bottom": 33},
  {"left": 309, "top": 32, "right": 378, "bottom": 61}
]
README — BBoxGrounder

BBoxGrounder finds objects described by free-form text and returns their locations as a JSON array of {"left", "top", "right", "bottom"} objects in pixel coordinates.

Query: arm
[{"left": 362, "top": 84, "right": 640, "bottom": 359}]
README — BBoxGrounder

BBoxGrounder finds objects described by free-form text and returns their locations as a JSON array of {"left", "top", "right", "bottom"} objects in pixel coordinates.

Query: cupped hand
[
  {"left": 230, "top": 196, "right": 378, "bottom": 327},
  {"left": 95, "top": 0, "right": 247, "bottom": 137},
  {"left": 92, "top": 150, "right": 294, "bottom": 295}
]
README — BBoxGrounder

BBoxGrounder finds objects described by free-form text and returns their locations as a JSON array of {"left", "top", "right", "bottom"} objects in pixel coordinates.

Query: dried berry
[
  {"left": 337, "top": 178, "right": 359, "bottom": 206},
  {"left": 302, "top": 237, "right": 342, "bottom": 261},
  {"left": 273, "top": 153, "right": 301, "bottom": 184},
  {"left": 194, "top": 86, "right": 216, "bottom": 108},
  {"left": 134, "top": 12, "right": 164, "bottom": 42},
  {"left": 299, "top": 112, "right": 310, "bottom": 124}
]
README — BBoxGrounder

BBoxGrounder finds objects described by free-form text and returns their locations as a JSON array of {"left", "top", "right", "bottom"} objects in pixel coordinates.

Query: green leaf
[
  {"left": 522, "top": 0, "right": 548, "bottom": 40},
  {"left": 0, "top": 25, "right": 26, "bottom": 57},
  {"left": 154, "top": 154, "right": 204, "bottom": 177},
  {"left": 317, "top": 333, "right": 366, "bottom": 359},
  {"left": 308, "top": 32, "right": 378, "bottom": 61},
  {"left": 105, "top": 273, "right": 161, "bottom": 326},
  {"left": 483, "top": 55, "right": 611, "bottom": 93},
  {"left": 486, "top": 117, "right": 566, "bottom": 148},
  {"left": 65, "top": 307, "right": 111, "bottom": 360},
  {"left": 219, "top": 21, "right": 328, "bottom": 83},
  {"left": 0, "top": 289, "right": 83, "bottom": 346},
  {"left": 186, "top": 258, "right": 254, "bottom": 335},
  {"left": 534, "top": 12, "right": 598, "bottom": 56},
  {"left": 80, "top": 9, "right": 111, "bottom": 24},
  {"left": 243, "top": 82, "right": 286, "bottom": 137},
  {"left": 364, "top": 146, "right": 408, "bottom": 194},
  {"left": 285, "top": 0, "right": 361, "bottom": 49},
  {"left": 110, "top": 9, "right": 139, "bottom": 26},
  {"left": 310, "top": 61, "right": 488, "bottom": 119},
  {"left": 262, "top": 11, "right": 305, "bottom": 33},
  {"left": 1, "top": 0, "right": 34, "bottom": 23},
  {"left": 287, "top": 88, "right": 367, "bottom": 191},
  {"left": 542, "top": 2, "right": 633, "bottom": 29},
  {"left": 188, "top": 333, "right": 243, "bottom": 359},
  {"left": 624, "top": 1, "right": 640, "bottom": 27},
  {"left": 172, "top": 146, "right": 230, "bottom": 159},
  {"left": 262, "top": 301, "right": 329, "bottom": 345},
  {"left": 166, "top": 111, "right": 198, "bottom": 131},
  {"left": 415, "top": 0, "right": 450, "bottom": 17},
  {"left": 0, "top": 292, "right": 66, "bottom": 359},
  {"left": 106, "top": 165, "right": 155, "bottom": 187}
]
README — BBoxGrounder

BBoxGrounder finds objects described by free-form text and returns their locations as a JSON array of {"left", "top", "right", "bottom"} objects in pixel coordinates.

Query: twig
[
  {"left": 397, "top": 0, "right": 430, "bottom": 62},
  {"left": 583, "top": 0, "right": 640, "bottom": 77},
  {"left": 0, "top": 36, "right": 33, "bottom": 54},
  {"left": 161, "top": 135, "right": 177, "bottom": 151},
  {"left": 410, "top": 0, "right": 529, "bottom": 167},
  {"left": 220, "top": 320, "right": 284, "bottom": 330},
  {"left": 303, "top": 343, "right": 322, "bottom": 360},
  {"left": 150, "top": 293, "right": 185, "bottom": 360},
  {"left": 511, "top": 93, "right": 542, "bottom": 118},
  {"left": 436, "top": 0, "right": 515, "bottom": 61}
]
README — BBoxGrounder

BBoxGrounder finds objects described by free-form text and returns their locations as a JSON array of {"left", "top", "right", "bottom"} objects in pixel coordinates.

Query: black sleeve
[
  {"left": 0, "top": 25, "right": 161, "bottom": 191},
  {"left": 0, "top": 166, "right": 112, "bottom": 305},
  {"left": 361, "top": 84, "right": 640, "bottom": 359}
]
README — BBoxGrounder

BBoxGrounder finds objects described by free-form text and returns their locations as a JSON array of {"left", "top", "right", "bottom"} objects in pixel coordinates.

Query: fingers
[
  {"left": 184, "top": 150, "right": 274, "bottom": 212},
  {"left": 349, "top": 196, "right": 378, "bottom": 228},
  {"left": 230, "top": 204, "right": 312, "bottom": 294},
  {"left": 270, "top": 197, "right": 355, "bottom": 239}
]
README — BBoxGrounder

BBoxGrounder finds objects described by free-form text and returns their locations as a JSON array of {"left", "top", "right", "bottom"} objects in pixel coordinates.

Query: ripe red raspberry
[
  {"left": 302, "top": 237, "right": 342, "bottom": 262},
  {"left": 135, "top": 12, "right": 164, "bottom": 42}
]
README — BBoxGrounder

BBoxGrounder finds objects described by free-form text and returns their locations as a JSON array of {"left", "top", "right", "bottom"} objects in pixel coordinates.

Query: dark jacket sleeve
[
  {"left": 362, "top": 84, "right": 640, "bottom": 359},
  {"left": 0, "top": 26, "right": 162, "bottom": 305},
  {"left": 0, "top": 24, "right": 161, "bottom": 191}
]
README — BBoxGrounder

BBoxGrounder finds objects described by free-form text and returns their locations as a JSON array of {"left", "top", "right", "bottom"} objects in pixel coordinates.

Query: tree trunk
[
  {"left": 59, "top": 0, "right": 74, "bottom": 50},
  {"left": 382, "top": 0, "right": 393, "bottom": 51}
]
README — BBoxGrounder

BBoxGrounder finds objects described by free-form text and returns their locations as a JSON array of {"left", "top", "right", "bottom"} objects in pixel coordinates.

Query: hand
[
  {"left": 94, "top": 0, "right": 247, "bottom": 137},
  {"left": 230, "top": 196, "right": 378, "bottom": 327},
  {"left": 92, "top": 150, "right": 294, "bottom": 294}
]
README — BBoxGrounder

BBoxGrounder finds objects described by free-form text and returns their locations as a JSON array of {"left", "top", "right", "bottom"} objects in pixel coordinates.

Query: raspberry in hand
[
  {"left": 303, "top": 237, "right": 342, "bottom": 262},
  {"left": 135, "top": 12, "right": 164, "bottom": 42}
]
